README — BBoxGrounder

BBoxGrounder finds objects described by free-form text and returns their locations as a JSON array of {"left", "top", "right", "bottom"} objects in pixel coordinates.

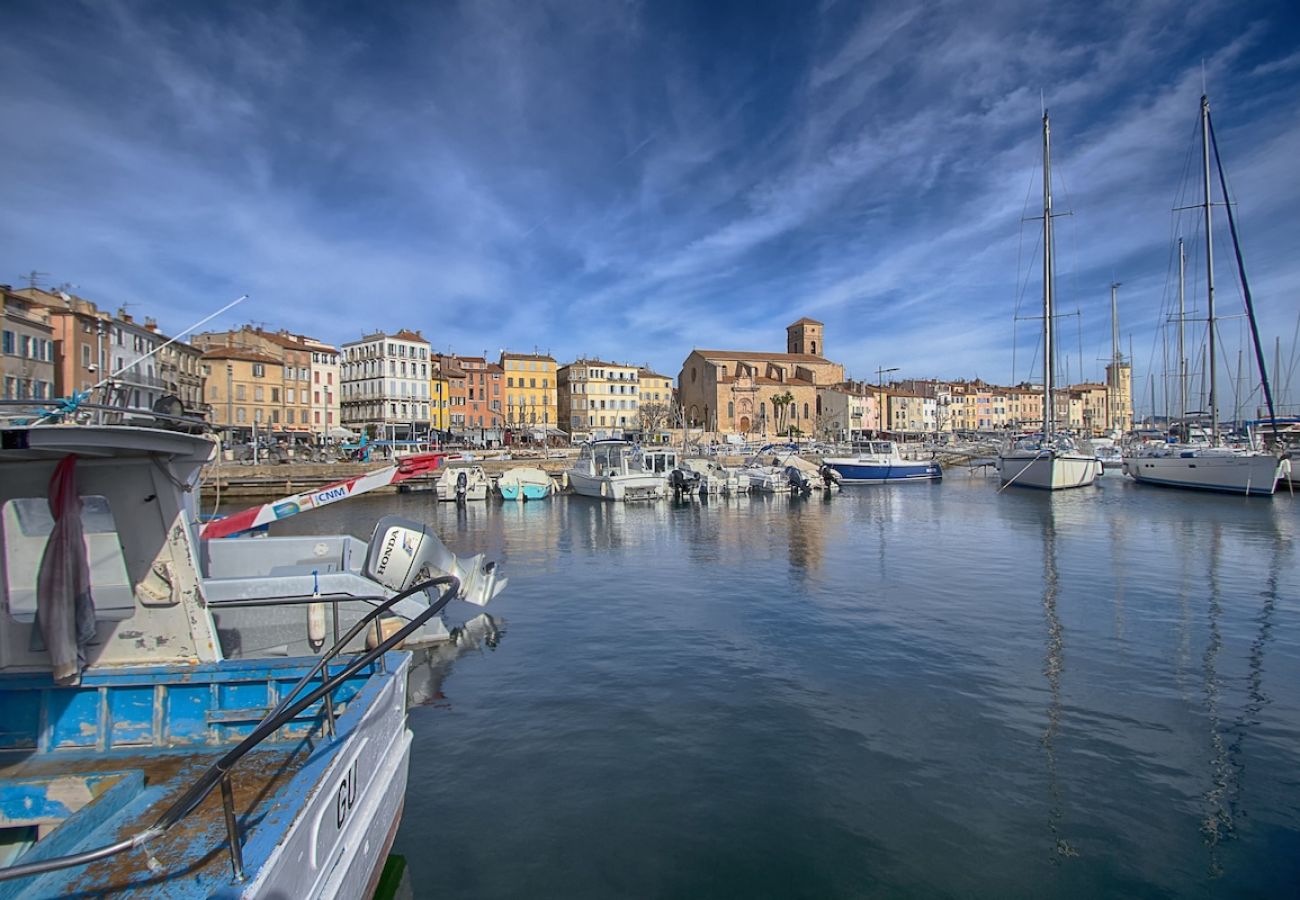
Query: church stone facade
[{"left": 677, "top": 318, "right": 845, "bottom": 436}]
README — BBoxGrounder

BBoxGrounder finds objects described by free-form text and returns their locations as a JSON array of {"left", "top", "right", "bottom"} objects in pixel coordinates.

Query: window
[
  {"left": 286, "top": 409, "right": 294, "bottom": 424},
  {"left": 314, "top": 371, "right": 320, "bottom": 384},
  {"left": 252, "top": 364, "right": 265, "bottom": 377},
  {"left": 287, "top": 388, "right": 295, "bottom": 403},
  {"left": 254, "top": 386, "right": 264, "bottom": 402},
  {"left": 82, "top": 345, "right": 91, "bottom": 368},
  {"left": 236, "top": 384, "right": 247, "bottom": 400},
  {"left": 271, "top": 388, "right": 280, "bottom": 402}
]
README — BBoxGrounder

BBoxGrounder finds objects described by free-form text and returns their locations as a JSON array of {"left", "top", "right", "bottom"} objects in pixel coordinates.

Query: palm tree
[{"left": 771, "top": 391, "right": 795, "bottom": 436}]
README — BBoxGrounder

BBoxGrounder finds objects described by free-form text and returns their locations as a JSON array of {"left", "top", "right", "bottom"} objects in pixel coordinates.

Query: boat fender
[{"left": 600, "top": 480, "right": 608, "bottom": 498}]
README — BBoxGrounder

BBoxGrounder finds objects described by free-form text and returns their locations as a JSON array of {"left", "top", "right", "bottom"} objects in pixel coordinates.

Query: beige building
[
  {"left": 0, "top": 287, "right": 56, "bottom": 402},
  {"left": 193, "top": 326, "right": 314, "bottom": 433},
  {"left": 1105, "top": 360, "right": 1133, "bottom": 433},
  {"left": 817, "top": 386, "right": 878, "bottom": 439},
  {"left": 201, "top": 348, "right": 287, "bottom": 435},
  {"left": 558, "top": 358, "right": 641, "bottom": 440},
  {"left": 300, "top": 336, "right": 341, "bottom": 437},
  {"left": 339, "top": 330, "right": 432, "bottom": 438},
  {"left": 676, "top": 318, "right": 845, "bottom": 437},
  {"left": 157, "top": 338, "right": 204, "bottom": 416}
]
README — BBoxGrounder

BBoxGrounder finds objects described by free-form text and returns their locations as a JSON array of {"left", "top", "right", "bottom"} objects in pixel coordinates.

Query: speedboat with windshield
[
  {"left": 566, "top": 439, "right": 665, "bottom": 501},
  {"left": 822, "top": 440, "right": 941, "bottom": 484}
]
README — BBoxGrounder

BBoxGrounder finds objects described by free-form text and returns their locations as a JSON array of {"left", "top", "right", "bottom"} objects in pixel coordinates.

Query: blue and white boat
[
  {"left": 822, "top": 440, "right": 942, "bottom": 484},
  {"left": 0, "top": 422, "right": 501, "bottom": 897},
  {"left": 497, "top": 466, "right": 553, "bottom": 501}
]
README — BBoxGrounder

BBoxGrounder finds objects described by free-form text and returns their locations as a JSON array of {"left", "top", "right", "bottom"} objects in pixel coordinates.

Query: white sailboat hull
[
  {"left": 996, "top": 450, "right": 1101, "bottom": 490},
  {"left": 1122, "top": 451, "right": 1287, "bottom": 496}
]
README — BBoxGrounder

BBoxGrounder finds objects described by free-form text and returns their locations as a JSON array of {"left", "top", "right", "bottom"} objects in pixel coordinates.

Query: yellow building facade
[
  {"left": 200, "top": 348, "right": 288, "bottom": 434},
  {"left": 430, "top": 368, "right": 450, "bottom": 432},
  {"left": 500, "top": 352, "right": 558, "bottom": 429}
]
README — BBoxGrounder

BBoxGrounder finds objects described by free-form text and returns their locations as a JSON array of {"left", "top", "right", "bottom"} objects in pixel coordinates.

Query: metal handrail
[{"left": 0, "top": 574, "right": 466, "bottom": 885}]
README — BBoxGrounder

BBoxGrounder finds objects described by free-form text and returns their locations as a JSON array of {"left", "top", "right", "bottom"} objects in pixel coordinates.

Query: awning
[{"left": 328, "top": 426, "right": 358, "bottom": 439}]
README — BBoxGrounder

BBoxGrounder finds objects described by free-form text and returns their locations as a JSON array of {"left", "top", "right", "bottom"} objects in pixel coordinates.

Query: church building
[{"left": 676, "top": 318, "right": 846, "bottom": 436}]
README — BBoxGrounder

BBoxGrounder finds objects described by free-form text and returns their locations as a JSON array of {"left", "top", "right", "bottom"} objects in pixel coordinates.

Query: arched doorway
[{"left": 739, "top": 416, "right": 750, "bottom": 432}]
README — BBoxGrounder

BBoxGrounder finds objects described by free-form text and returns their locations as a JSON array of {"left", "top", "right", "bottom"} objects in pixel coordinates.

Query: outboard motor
[
  {"left": 364, "top": 515, "right": 507, "bottom": 608},
  {"left": 785, "top": 465, "right": 813, "bottom": 495},
  {"left": 820, "top": 465, "right": 842, "bottom": 490},
  {"left": 668, "top": 467, "right": 701, "bottom": 499},
  {"left": 455, "top": 469, "right": 469, "bottom": 504}
]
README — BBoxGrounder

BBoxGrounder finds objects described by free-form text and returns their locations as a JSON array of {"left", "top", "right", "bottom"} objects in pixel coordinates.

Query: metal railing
[{"left": 0, "top": 574, "right": 465, "bottom": 885}]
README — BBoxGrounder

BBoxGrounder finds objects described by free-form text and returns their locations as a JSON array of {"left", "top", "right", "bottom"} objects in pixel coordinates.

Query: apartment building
[
  {"left": 0, "top": 287, "right": 56, "bottom": 402},
  {"left": 558, "top": 358, "right": 641, "bottom": 440},
  {"left": 300, "top": 336, "right": 341, "bottom": 436},
  {"left": 500, "top": 351, "right": 557, "bottom": 429},
  {"left": 339, "top": 330, "right": 432, "bottom": 438},
  {"left": 200, "top": 348, "right": 287, "bottom": 434}
]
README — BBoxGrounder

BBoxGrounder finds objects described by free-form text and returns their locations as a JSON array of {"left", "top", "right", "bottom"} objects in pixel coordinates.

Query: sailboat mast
[
  {"left": 1201, "top": 94, "right": 1218, "bottom": 445},
  {"left": 1043, "top": 111, "right": 1055, "bottom": 436},
  {"left": 1177, "top": 238, "right": 1187, "bottom": 419},
  {"left": 1110, "top": 282, "right": 1120, "bottom": 431}
]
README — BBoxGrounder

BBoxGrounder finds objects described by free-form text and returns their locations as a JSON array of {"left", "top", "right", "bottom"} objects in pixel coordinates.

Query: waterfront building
[
  {"left": 1104, "top": 359, "right": 1134, "bottom": 433},
  {"left": 455, "top": 356, "right": 504, "bottom": 438},
  {"left": 884, "top": 389, "right": 935, "bottom": 436},
  {"left": 430, "top": 365, "right": 449, "bottom": 433},
  {"left": 193, "top": 327, "right": 313, "bottom": 435},
  {"left": 433, "top": 355, "right": 468, "bottom": 434},
  {"left": 300, "top": 336, "right": 341, "bottom": 437},
  {"left": 12, "top": 287, "right": 105, "bottom": 398},
  {"left": 200, "top": 347, "right": 286, "bottom": 436},
  {"left": 500, "top": 351, "right": 558, "bottom": 431},
  {"left": 101, "top": 310, "right": 165, "bottom": 410},
  {"left": 0, "top": 286, "right": 56, "bottom": 402},
  {"left": 339, "top": 330, "right": 432, "bottom": 439},
  {"left": 676, "top": 318, "right": 845, "bottom": 436},
  {"left": 156, "top": 336, "right": 205, "bottom": 416},
  {"left": 817, "top": 385, "right": 877, "bottom": 440},
  {"left": 558, "top": 358, "right": 641, "bottom": 441}
]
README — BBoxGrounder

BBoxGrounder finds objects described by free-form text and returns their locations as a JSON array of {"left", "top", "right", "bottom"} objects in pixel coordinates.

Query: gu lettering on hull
[{"left": 336, "top": 757, "right": 360, "bottom": 830}]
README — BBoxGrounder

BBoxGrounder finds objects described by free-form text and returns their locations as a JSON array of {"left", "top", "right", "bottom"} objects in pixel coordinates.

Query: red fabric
[{"left": 36, "top": 455, "right": 96, "bottom": 684}]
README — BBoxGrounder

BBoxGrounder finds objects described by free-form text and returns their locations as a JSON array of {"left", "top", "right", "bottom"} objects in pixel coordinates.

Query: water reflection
[
  {"left": 1037, "top": 502, "right": 1077, "bottom": 861},
  {"left": 406, "top": 613, "right": 505, "bottom": 708}
]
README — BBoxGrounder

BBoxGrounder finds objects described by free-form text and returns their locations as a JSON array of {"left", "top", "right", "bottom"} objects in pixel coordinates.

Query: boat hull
[
  {"left": 996, "top": 451, "right": 1100, "bottom": 490},
  {"left": 499, "top": 483, "right": 550, "bottom": 501},
  {"left": 1122, "top": 452, "right": 1287, "bottom": 496},
  {"left": 823, "top": 459, "right": 942, "bottom": 484},
  {"left": 568, "top": 470, "right": 665, "bottom": 501}
]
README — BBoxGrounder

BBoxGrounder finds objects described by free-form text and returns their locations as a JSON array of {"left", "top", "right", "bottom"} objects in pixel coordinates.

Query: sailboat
[
  {"left": 997, "top": 110, "right": 1102, "bottom": 491},
  {"left": 1121, "top": 95, "right": 1290, "bottom": 496}
]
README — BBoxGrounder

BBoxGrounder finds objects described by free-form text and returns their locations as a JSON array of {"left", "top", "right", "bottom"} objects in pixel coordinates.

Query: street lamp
[{"left": 875, "top": 366, "right": 898, "bottom": 436}]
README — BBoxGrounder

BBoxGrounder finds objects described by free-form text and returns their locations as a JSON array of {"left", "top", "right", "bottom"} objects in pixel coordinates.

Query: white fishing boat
[
  {"left": 497, "top": 465, "right": 553, "bottom": 501},
  {"left": 997, "top": 109, "right": 1101, "bottom": 491},
  {"left": 0, "top": 422, "right": 493, "bottom": 897},
  {"left": 744, "top": 444, "right": 797, "bottom": 493},
  {"left": 566, "top": 440, "right": 666, "bottom": 501},
  {"left": 1121, "top": 94, "right": 1289, "bottom": 496},
  {"left": 436, "top": 464, "right": 490, "bottom": 502}
]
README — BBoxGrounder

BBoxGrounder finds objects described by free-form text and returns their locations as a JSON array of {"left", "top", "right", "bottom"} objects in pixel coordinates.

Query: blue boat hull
[
  {"left": 499, "top": 484, "right": 550, "bottom": 501},
  {"left": 824, "top": 461, "right": 942, "bottom": 484}
]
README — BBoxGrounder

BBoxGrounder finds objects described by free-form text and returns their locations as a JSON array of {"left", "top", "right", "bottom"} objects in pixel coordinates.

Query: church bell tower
[{"left": 786, "top": 317, "right": 824, "bottom": 357}]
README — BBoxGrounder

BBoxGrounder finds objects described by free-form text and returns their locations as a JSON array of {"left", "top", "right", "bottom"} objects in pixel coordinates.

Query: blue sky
[{"left": 3, "top": 0, "right": 1299, "bottom": 409}]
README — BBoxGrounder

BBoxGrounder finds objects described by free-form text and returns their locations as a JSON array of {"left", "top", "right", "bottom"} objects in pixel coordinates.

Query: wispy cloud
[{"left": 1, "top": 0, "right": 1297, "bottom": 404}]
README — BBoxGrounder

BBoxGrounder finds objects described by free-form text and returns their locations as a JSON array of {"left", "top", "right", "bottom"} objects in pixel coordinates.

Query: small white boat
[
  {"left": 497, "top": 466, "right": 553, "bottom": 501},
  {"left": 997, "top": 433, "right": 1102, "bottom": 490},
  {"left": 684, "top": 458, "right": 748, "bottom": 495},
  {"left": 436, "top": 465, "right": 490, "bottom": 502},
  {"left": 567, "top": 440, "right": 666, "bottom": 501}
]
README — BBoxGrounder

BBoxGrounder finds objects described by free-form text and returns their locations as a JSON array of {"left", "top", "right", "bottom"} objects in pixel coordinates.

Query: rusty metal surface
[{"left": 3, "top": 740, "right": 310, "bottom": 898}]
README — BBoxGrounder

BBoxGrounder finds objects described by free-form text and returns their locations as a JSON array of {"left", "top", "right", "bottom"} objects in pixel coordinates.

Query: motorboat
[
  {"left": 683, "top": 458, "right": 748, "bottom": 495},
  {"left": 822, "top": 440, "right": 941, "bottom": 484},
  {"left": 642, "top": 448, "right": 700, "bottom": 498},
  {"left": 742, "top": 444, "right": 838, "bottom": 494},
  {"left": 436, "top": 464, "right": 490, "bottom": 502},
  {"left": 566, "top": 440, "right": 665, "bottom": 501},
  {"left": 0, "top": 422, "right": 484, "bottom": 896},
  {"left": 497, "top": 466, "right": 553, "bottom": 501}
]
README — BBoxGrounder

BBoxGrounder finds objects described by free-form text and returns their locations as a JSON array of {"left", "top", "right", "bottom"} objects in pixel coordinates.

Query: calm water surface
[{"left": 272, "top": 472, "right": 1300, "bottom": 898}]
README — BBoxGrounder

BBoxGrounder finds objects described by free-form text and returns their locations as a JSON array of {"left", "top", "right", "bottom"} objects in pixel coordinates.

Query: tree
[
  {"left": 771, "top": 391, "right": 794, "bottom": 436},
  {"left": 638, "top": 400, "right": 673, "bottom": 436}
]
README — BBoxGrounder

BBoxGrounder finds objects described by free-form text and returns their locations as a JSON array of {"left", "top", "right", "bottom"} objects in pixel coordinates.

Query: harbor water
[{"left": 271, "top": 474, "right": 1300, "bottom": 898}]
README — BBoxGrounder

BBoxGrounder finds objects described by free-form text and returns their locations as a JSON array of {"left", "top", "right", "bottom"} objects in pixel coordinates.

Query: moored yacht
[
  {"left": 566, "top": 440, "right": 665, "bottom": 501},
  {"left": 1120, "top": 95, "right": 1289, "bottom": 497},
  {"left": 823, "top": 440, "right": 942, "bottom": 484},
  {"left": 997, "top": 109, "right": 1099, "bottom": 492},
  {"left": 497, "top": 465, "right": 553, "bottom": 501},
  {"left": 436, "top": 464, "right": 490, "bottom": 502}
]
